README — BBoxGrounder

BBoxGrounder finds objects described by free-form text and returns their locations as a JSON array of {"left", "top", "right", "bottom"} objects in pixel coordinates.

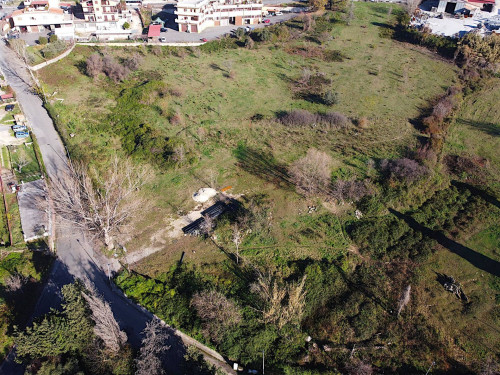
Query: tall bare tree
[
  {"left": 290, "top": 148, "right": 333, "bottom": 197},
  {"left": 135, "top": 318, "right": 170, "bottom": 375},
  {"left": 50, "top": 156, "right": 152, "bottom": 249},
  {"left": 191, "top": 290, "right": 242, "bottom": 343},
  {"left": 232, "top": 223, "right": 244, "bottom": 264},
  {"left": 15, "top": 148, "right": 30, "bottom": 173},
  {"left": 251, "top": 271, "right": 307, "bottom": 329},
  {"left": 82, "top": 281, "right": 127, "bottom": 353},
  {"left": 404, "top": 0, "right": 420, "bottom": 15},
  {"left": 8, "top": 39, "right": 41, "bottom": 93}
]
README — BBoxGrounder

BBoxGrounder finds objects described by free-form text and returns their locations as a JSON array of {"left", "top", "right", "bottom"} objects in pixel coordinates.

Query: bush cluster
[
  {"left": 85, "top": 53, "right": 142, "bottom": 82},
  {"left": 422, "top": 86, "right": 461, "bottom": 134},
  {"left": 380, "top": 158, "right": 428, "bottom": 183},
  {"left": 279, "top": 109, "right": 350, "bottom": 130}
]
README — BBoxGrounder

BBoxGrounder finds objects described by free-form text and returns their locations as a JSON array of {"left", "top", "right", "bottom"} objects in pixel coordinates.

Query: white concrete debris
[
  {"left": 192, "top": 187, "right": 217, "bottom": 203},
  {"left": 413, "top": 0, "right": 500, "bottom": 37}
]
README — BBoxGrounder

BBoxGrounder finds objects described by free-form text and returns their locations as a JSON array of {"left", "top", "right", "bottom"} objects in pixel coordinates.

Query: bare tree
[
  {"left": 290, "top": 148, "right": 333, "bottom": 197},
  {"left": 345, "top": 359, "right": 373, "bottom": 375},
  {"left": 200, "top": 214, "right": 215, "bottom": 236},
  {"left": 15, "top": 148, "right": 30, "bottom": 173},
  {"left": 404, "top": 0, "right": 420, "bottom": 15},
  {"left": 232, "top": 224, "right": 244, "bottom": 264},
  {"left": 172, "top": 145, "right": 186, "bottom": 166},
  {"left": 4, "top": 274, "right": 24, "bottom": 293},
  {"left": 49, "top": 155, "right": 153, "bottom": 249},
  {"left": 86, "top": 53, "right": 104, "bottom": 79},
  {"left": 135, "top": 318, "right": 170, "bottom": 375},
  {"left": 396, "top": 285, "right": 411, "bottom": 317},
  {"left": 251, "top": 271, "right": 307, "bottom": 329},
  {"left": 8, "top": 39, "right": 39, "bottom": 91},
  {"left": 82, "top": 281, "right": 127, "bottom": 353},
  {"left": 191, "top": 290, "right": 242, "bottom": 343}
]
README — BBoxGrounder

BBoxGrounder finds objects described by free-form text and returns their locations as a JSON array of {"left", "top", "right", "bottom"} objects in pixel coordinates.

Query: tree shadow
[
  {"left": 451, "top": 180, "right": 500, "bottom": 209},
  {"left": 74, "top": 60, "right": 87, "bottom": 76},
  {"left": 455, "top": 118, "right": 500, "bottom": 137},
  {"left": 389, "top": 208, "right": 500, "bottom": 278},
  {"left": 233, "top": 145, "right": 294, "bottom": 190}
]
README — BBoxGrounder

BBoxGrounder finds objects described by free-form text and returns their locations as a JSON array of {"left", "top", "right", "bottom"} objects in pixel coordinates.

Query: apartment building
[
  {"left": 81, "top": 0, "right": 127, "bottom": 24},
  {"left": 175, "top": 0, "right": 263, "bottom": 33}
]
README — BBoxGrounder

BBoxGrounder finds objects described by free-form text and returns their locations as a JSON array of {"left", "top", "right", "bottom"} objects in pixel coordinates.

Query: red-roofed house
[
  {"left": 1, "top": 93, "right": 14, "bottom": 102},
  {"left": 148, "top": 24, "right": 161, "bottom": 38}
]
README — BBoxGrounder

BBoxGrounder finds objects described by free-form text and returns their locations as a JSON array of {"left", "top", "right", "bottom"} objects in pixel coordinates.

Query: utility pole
[{"left": 107, "top": 263, "right": 111, "bottom": 281}]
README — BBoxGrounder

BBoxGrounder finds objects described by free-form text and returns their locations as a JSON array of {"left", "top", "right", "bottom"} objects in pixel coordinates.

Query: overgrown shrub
[
  {"left": 323, "top": 90, "right": 339, "bottom": 106},
  {"left": 102, "top": 54, "right": 129, "bottom": 83},
  {"left": 86, "top": 53, "right": 103, "bottom": 79},
  {"left": 290, "top": 148, "right": 333, "bottom": 196},
  {"left": 422, "top": 86, "right": 461, "bottom": 135},
  {"left": 38, "top": 37, "right": 48, "bottom": 45},
  {"left": 40, "top": 40, "right": 66, "bottom": 58},
  {"left": 49, "top": 34, "right": 58, "bottom": 43},
  {"left": 331, "top": 179, "right": 372, "bottom": 202},
  {"left": 279, "top": 109, "right": 350, "bottom": 130},
  {"left": 380, "top": 158, "right": 428, "bottom": 183},
  {"left": 280, "top": 109, "right": 319, "bottom": 127}
]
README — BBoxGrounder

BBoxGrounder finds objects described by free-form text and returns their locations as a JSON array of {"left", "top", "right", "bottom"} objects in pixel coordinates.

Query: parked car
[
  {"left": 160, "top": 27, "right": 167, "bottom": 32},
  {"left": 262, "top": 18, "right": 270, "bottom": 23},
  {"left": 159, "top": 37, "right": 166, "bottom": 42},
  {"left": 15, "top": 131, "right": 29, "bottom": 138},
  {"left": 12, "top": 124, "right": 26, "bottom": 131},
  {"left": 275, "top": 11, "right": 283, "bottom": 16},
  {"left": 5, "top": 104, "right": 14, "bottom": 111},
  {"left": 200, "top": 38, "right": 208, "bottom": 42}
]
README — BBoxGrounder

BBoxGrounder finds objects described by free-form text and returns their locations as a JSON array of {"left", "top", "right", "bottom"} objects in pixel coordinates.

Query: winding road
[{"left": 0, "top": 42, "right": 232, "bottom": 375}]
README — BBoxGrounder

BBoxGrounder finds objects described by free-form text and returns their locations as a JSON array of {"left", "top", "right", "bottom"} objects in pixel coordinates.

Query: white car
[
  {"left": 275, "top": 11, "right": 283, "bottom": 16},
  {"left": 159, "top": 37, "right": 167, "bottom": 42}
]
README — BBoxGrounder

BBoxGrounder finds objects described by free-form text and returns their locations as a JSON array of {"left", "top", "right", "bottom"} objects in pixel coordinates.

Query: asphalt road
[{"left": 0, "top": 42, "right": 189, "bottom": 375}]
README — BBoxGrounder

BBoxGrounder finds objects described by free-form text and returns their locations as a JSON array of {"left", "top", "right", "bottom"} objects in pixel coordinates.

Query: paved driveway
[
  {"left": 17, "top": 179, "right": 50, "bottom": 241},
  {"left": 151, "top": 12, "right": 301, "bottom": 43}
]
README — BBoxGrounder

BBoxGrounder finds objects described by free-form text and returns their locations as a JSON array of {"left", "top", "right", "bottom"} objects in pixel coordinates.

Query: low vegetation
[{"left": 33, "top": 1, "right": 500, "bottom": 373}]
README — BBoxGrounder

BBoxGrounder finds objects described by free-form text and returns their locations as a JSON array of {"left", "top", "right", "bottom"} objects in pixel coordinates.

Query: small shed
[{"left": 148, "top": 24, "right": 161, "bottom": 40}]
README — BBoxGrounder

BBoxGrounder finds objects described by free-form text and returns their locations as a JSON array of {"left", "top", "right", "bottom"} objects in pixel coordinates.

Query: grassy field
[
  {"left": 444, "top": 76, "right": 500, "bottom": 191},
  {"left": 36, "top": 2, "right": 500, "bottom": 372},
  {"left": 9, "top": 141, "right": 42, "bottom": 183},
  {"left": 39, "top": 2, "right": 457, "bottom": 258}
]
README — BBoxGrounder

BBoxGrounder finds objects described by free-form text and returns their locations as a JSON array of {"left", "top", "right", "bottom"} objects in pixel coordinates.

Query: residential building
[
  {"left": 76, "top": 0, "right": 134, "bottom": 38},
  {"left": 175, "top": 0, "right": 263, "bottom": 33},
  {"left": 9, "top": 0, "right": 74, "bottom": 37}
]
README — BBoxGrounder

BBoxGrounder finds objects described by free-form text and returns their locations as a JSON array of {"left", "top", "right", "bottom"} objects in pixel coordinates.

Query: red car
[
  {"left": 201, "top": 38, "right": 208, "bottom": 42},
  {"left": 262, "top": 18, "right": 270, "bottom": 23}
]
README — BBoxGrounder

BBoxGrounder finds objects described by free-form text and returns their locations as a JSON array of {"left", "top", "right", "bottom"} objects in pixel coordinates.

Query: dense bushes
[
  {"left": 457, "top": 32, "right": 500, "bottom": 68},
  {"left": 422, "top": 86, "right": 462, "bottom": 134},
  {"left": 40, "top": 40, "right": 67, "bottom": 59},
  {"left": 380, "top": 158, "right": 428, "bottom": 183},
  {"left": 349, "top": 185, "right": 488, "bottom": 260},
  {"left": 393, "top": 25, "right": 457, "bottom": 59},
  {"left": 85, "top": 53, "right": 142, "bottom": 82}
]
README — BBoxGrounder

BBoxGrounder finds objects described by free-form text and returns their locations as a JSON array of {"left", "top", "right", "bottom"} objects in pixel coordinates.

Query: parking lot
[{"left": 148, "top": 10, "right": 301, "bottom": 43}]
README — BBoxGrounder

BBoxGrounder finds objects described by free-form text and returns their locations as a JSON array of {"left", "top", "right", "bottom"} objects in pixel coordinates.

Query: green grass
[
  {"left": 26, "top": 45, "right": 45, "bottom": 66},
  {"left": 444, "top": 76, "right": 500, "bottom": 190},
  {"left": 9, "top": 141, "right": 42, "bottom": 183},
  {"left": 38, "top": 2, "right": 457, "bottom": 259},
  {"left": 1, "top": 147, "right": 10, "bottom": 169}
]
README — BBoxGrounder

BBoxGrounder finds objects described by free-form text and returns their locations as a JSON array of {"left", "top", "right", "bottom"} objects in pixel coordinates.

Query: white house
[{"left": 175, "top": 0, "right": 263, "bottom": 33}]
